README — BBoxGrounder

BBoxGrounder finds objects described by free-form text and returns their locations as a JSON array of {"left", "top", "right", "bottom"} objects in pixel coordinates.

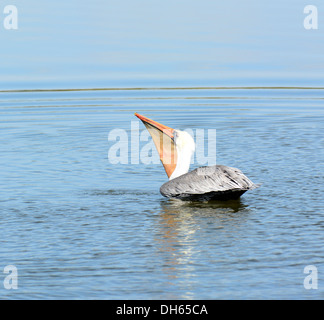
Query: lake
[
  {"left": 0, "top": 87, "right": 323, "bottom": 299},
  {"left": 1, "top": 0, "right": 324, "bottom": 300}
]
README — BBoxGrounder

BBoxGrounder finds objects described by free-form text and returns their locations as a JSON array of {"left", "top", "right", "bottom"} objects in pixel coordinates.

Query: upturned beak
[{"left": 135, "top": 113, "right": 177, "bottom": 178}]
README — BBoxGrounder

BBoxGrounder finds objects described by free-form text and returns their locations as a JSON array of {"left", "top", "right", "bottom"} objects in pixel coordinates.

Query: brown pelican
[{"left": 135, "top": 113, "right": 259, "bottom": 201}]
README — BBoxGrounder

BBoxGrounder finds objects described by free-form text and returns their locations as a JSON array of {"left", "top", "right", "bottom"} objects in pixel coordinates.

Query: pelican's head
[
  {"left": 135, "top": 113, "right": 195, "bottom": 180},
  {"left": 173, "top": 130, "right": 195, "bottom": 154}
]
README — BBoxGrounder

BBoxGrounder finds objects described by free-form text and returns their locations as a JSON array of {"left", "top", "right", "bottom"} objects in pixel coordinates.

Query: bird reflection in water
[{"left": 154, "top": 198, "right": 248, "bottom": 298}]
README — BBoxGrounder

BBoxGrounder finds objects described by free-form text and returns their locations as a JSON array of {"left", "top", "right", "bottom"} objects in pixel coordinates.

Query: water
[
  {"left": 1, "top": 0, "right": 324, "bottom": 300},
  {"left": 0, "top": 87, "right": 323, "bottom": 299}
]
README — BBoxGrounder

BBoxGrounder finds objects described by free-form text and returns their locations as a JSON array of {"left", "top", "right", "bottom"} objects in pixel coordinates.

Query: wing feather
[{"left": 160, "top": 165, "right": 259, "bottom": 199}]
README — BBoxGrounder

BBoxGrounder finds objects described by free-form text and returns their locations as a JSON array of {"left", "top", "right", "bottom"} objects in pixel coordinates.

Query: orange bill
[{"left": 135, "top": 113, "right": 177, "bottom": 178}]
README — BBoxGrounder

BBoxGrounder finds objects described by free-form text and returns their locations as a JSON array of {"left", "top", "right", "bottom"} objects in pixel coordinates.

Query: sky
[{"left": 1, "top": 0, "right": 324, "bottom": 89}]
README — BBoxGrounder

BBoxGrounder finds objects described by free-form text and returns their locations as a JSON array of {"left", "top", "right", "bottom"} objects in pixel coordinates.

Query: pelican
[{"left": 135, "top": 113, "right": 259, "bottom": 201}]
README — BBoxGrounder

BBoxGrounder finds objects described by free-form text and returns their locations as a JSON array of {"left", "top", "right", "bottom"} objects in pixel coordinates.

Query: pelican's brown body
[{"left": 160, "top": 165, "right": 258, "bottom": 201}]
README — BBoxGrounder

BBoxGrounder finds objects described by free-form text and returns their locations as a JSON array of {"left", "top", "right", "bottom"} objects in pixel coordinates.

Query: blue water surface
[{"left": 0, "top": 1, "right": 323, "bottom": 299}]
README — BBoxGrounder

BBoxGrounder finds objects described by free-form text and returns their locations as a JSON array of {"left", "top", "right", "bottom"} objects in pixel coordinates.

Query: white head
[{"left": 169, "top": 130, "right": 195, "bottom": 180}]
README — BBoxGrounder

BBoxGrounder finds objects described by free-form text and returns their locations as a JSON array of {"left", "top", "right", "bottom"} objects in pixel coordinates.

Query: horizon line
[{"left": 1, "top": 86, "right": 324, "bottom": 93}]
